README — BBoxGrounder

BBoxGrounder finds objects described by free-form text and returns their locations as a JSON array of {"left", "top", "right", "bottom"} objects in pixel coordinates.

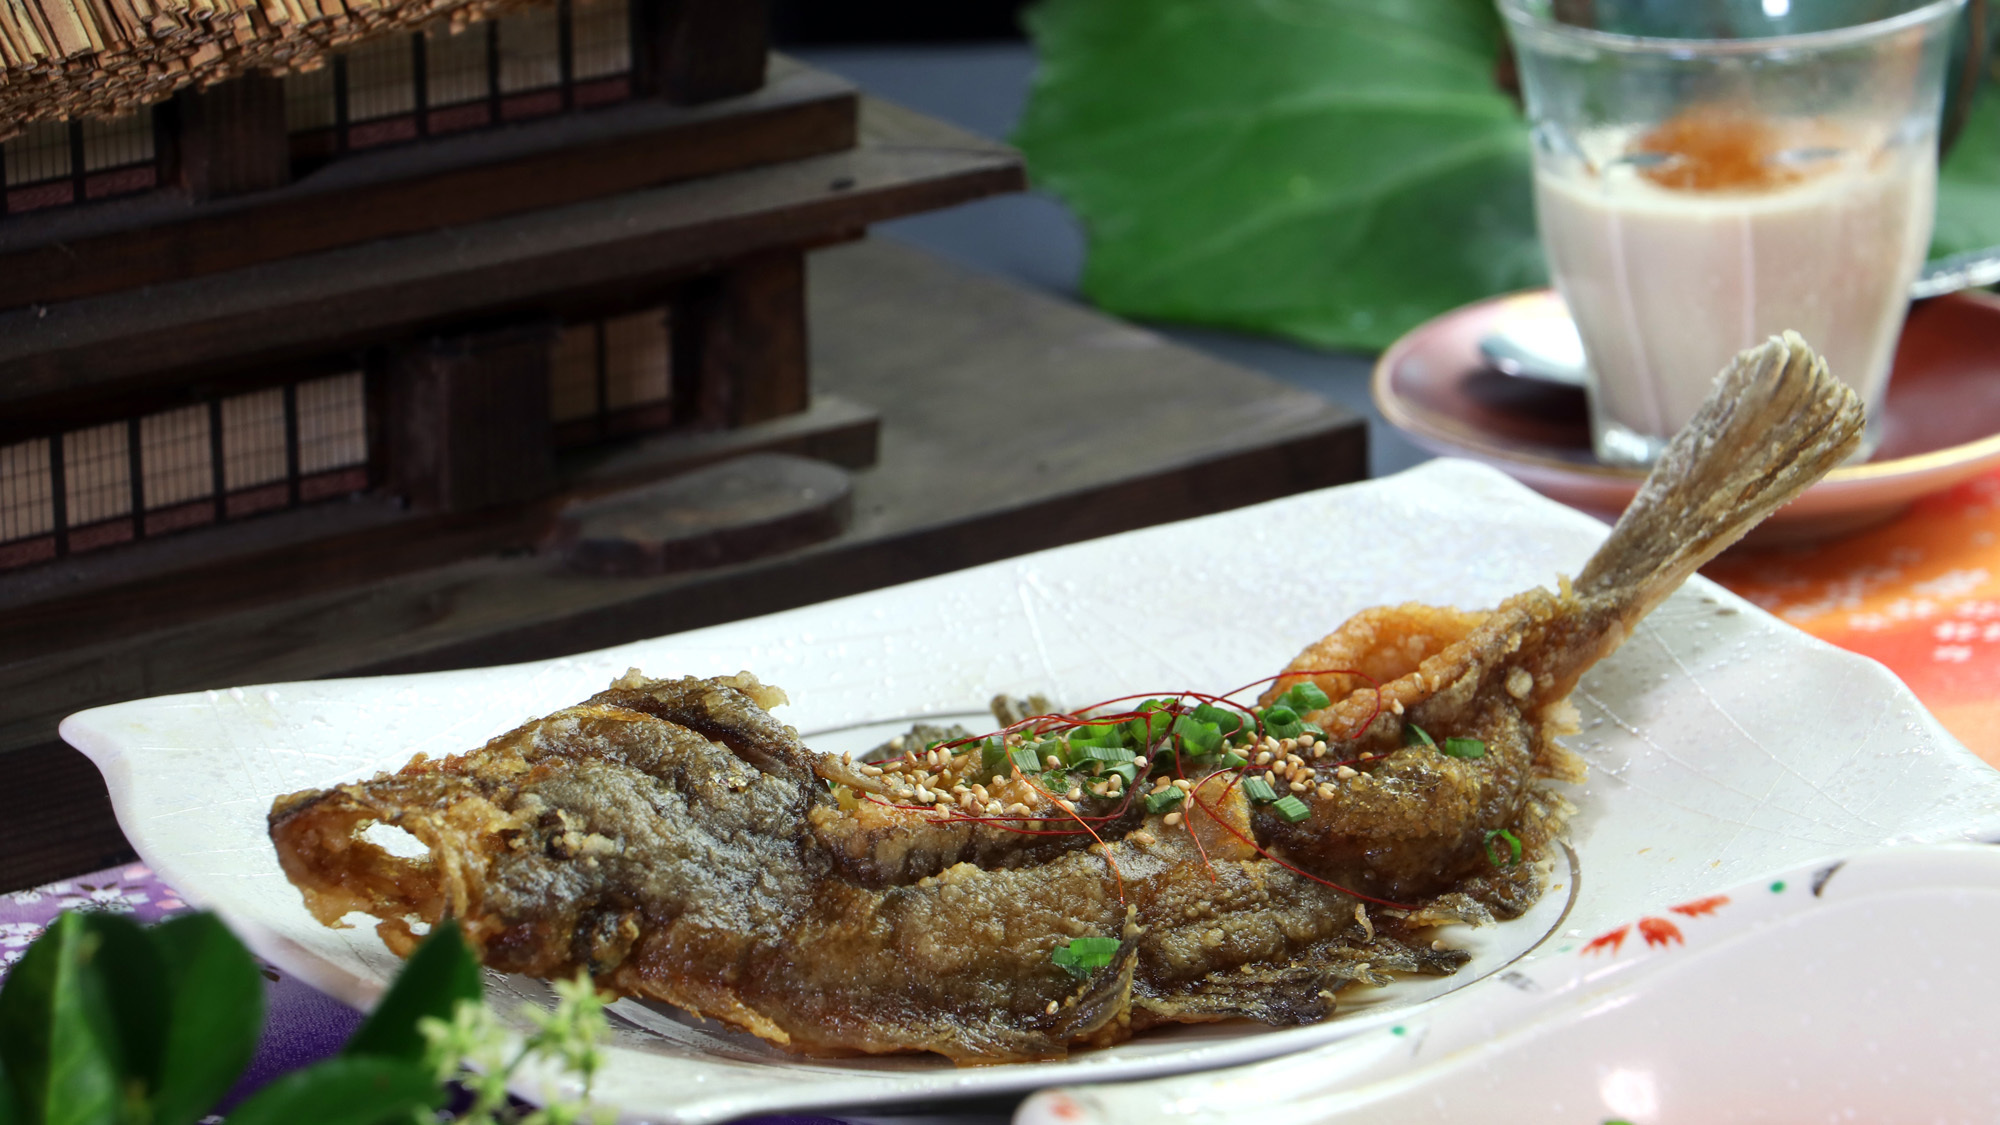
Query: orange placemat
[{"left": 1707, "top": 468, "right": 2000, "bottom": 769}]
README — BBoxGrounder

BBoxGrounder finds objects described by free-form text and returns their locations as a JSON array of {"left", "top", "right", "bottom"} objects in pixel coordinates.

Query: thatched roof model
[{"left": 0, "top": 0, "right": 524, "bottom": 136}]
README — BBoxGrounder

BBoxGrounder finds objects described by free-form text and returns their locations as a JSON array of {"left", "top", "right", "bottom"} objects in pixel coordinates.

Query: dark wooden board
[
  {"left": 0, "top": 58, "right": 857, "bottom": 312},
  {"left": 0, "top": 238, "right": 1366, "bottom": 892},
  {"left": 556, "top": 453, "right": 852, "bottom": 576},
  {"left": 0, "top": 96, "right": 1021, "bottom": 421}
]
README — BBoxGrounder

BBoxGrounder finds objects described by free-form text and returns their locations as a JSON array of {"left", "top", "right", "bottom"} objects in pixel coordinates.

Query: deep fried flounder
[{"left": 271, "top": 333, "right": 1861, "bottom": 1062}]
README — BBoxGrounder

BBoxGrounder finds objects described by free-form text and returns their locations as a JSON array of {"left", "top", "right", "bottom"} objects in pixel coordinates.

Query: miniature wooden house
[{"left": 0, "top": 0, "right": 1020, "bottom": 576}]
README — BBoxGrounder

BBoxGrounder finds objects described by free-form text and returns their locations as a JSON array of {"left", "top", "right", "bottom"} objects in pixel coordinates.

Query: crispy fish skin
[
  {"left": 1257, "top": 331, "right": 1864, "bottom": 909},
  {"left": 270, "top": 676, "right": 1451, "bottom": 1062},
  {"left": 270, "top": 333, "right": 1860, "bottom": 1062}
]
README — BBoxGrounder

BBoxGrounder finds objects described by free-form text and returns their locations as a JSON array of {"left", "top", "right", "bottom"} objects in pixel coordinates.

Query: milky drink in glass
[
  {"left": 1537, "top": 110, "right": 1935, "bottom": 458},
  {"left": 1500, "top": 0, "right": 1966, "bottom": 466}
]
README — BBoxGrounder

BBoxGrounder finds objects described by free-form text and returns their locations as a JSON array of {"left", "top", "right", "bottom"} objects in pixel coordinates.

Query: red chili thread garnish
[
  {"left": 1014, "top": 766, "right": 1126, "bottom": 904},
  {"left": 1581, "top": 925, "right": 1630, "bottom": 956},
  {"left": 1636, "top": 916, "right": 1684, "bottom": 948},
  {"left": 1181, "top": 782, "right": 1415, "bottom": 909},
  {"left": 851, "top": 666, "right": 1401, "bottom": 893},
  {"left": 1668, "top": 895, "right": 1729, "bottom": 918}
]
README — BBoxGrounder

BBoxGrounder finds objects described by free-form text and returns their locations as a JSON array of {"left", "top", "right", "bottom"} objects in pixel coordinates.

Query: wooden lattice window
[
  {"left": 285, "top": 0, "right": 632, "bottom": 160},
  {"left": 1, "top": 108, "right": 160, "bottom": 216},
  {"left": 550, "top": 305, "right": 673, "bottom": 446},
  {"left": 0, "top": 371, "right": 373, "bottom": 570}
]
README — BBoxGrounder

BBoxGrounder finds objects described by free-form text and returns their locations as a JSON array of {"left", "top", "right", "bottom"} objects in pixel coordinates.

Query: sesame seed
[
  {"left": 1254, "top": 751, "right": 1273, "bottom": 766},
  {"left": 959, "top": 791, "right": 976, "bottom": 808},
  {"left": 1289, "top": 781, "right": 1307, "bottom": 793},
  {"left": 1163, "top": 812, "right": 1183, "bottom": 827},
  {"left": 1360, "top": 752, "right": 1376, "bottom": 760},
  {"left": 1280, "top": 738, "right": 1297, "bottom": 752},
  {"left": 915, "top": 785, "right": 933, "bottom": 803},
  {"left": 1133, "top": 756, "right": 1150, "bottom": 770},
  {"left": 1066, "top": 786, "right": 1082, "bottom": 801},
  {"left": 1046, "top": 1000, "right": 1059, "bottom": 1015},
  {"left": 1045, "top": 755, "right": 1062, "bottom": 769},
  {"left": 987, "top": 801, "right": 1004, "bottom": 815},
  {"left": 1132, "top": 831, "right": 1157, "bottom": 846},
  {"left": 1298, "top": 735, "right": 1316, "bottom": 749},
  {"left": 1172, "top": 778, "right": 1193, "bottom": 792},
  {"left": 889, "top": 736, "right": 906, "bottom": 750},
  {"left": 1335, "top": 765, "right": 1358, "bottom": 779},
  {"left": 1263, "top": 736, "right": 1281, "bottom": 753},
  {"left": 1311, "top": 746, "right": 1327, "bottom": 759},
  {"left": 1390, "top": 698, "right": 1405, "bottom": 715},
  {"left": 1057, "top": 799, "right": 1075, "bottom": 812},
  {"left": 860, "top": 764, "right": 883, "bottom": 777},
  {"left": 1317, "top": 784, "right": 1337, "bottom": 799}
]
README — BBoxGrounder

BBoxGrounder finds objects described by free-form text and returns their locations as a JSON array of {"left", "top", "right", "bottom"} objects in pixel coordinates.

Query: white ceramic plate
[
  {"left": 1018, "top": 843, "right": 2000, "bottom": 1125},
  {"left": 61, "top": 460, "right": 2000, "bottom": 1124}
]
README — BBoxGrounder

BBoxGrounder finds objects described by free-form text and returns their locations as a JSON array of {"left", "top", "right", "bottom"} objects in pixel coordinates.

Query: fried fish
[{"left": 270, "top": 332, "right": 1861, "bottom": 1063}]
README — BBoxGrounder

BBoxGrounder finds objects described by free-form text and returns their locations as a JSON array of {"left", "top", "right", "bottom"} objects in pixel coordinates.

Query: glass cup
[{"left": 1499, "top": 0, "right": 1965, "bottom": 466}]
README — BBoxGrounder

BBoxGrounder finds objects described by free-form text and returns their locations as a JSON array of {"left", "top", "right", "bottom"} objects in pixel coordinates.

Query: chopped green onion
[
  {"left": 1261, "top": 704, "right": 1304, "bottom": 740},
  {"left": 1483, "top": 827, "right": 1523, "bottom": 868},
  {"left": 1144, "top": 786, "right": 1185, "bottom": 815},
  {"left": 1402, "top": 722, "right": 1437, "bottom": 749},
  {"left": 1191, "top": 702, "right": 1249, "bottom": 738},
  {"left": 1300, "top": 722, "right": 1329, "bottom": 739},
  {"left": 1073, "top": 745, "right": 1136, "bottom": 765},
  {"left": 1071, "top": 722, "right": 1123, "bottom": 748},
  {"left": 1240, "top": 776, "right": 1279, "bottom": 803},
  {"left": 1009, "top": 745, "right": 1042, "bottom": 775},
  {"left": 1279, "top": 682, "right": 1332, "bottom": 712},
  {"left": 1173, "top": 714, "right": 1223, "bottom": 757},
  {"left": 1441, "top": 737, "right": 1487, "bottom": 760},
  {"left": 1051, "top": 936, "right": 1122, "bottom": 979},
  {"left": 1040, "top": 768, "right": 1073, "bottom": 791},
  {"left": 1103, "top": 762, "right": 1139, "bottom": 786},
  {"left": 981, "top": 738, "right": 1009, "bottom": 779},
  {"left": 1271, "top": 795, "right": 1311, "bottom": 823},
  {"left": 1213, "top": 750, "right": 1250, "bottom": 770}
]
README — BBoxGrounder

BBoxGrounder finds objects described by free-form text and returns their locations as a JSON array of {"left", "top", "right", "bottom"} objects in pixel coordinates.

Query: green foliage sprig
[{"left": 0, "top": 911, "right": 608, "bottom": 1125}]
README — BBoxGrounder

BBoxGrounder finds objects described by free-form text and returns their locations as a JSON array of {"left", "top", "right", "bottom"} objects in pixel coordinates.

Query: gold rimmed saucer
[{"left": 1374, "top": 289, "right": 2000, "bottom": 545}]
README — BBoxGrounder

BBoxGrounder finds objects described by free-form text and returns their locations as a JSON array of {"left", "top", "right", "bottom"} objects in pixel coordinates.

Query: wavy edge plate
[
  {"left": 1375, "top": 290, "right": 2000, "bottom": 541},
  {"left": 59, "top": 460, "right": 2000, "bottom": 1123}
]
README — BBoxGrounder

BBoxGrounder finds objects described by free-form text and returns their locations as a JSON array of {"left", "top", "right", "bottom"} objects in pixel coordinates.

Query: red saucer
[{"left": 1374, "top": 289, "right": 2000, "bottom": 544}]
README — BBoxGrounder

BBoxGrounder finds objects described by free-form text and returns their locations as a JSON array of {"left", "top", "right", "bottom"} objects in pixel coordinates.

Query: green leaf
[
  {"left": 1402, "top": 722, "right": 1436, "bottom": 750},
  {"left": 342, "top": 920, "right": 483, "bottom": 1063},
  {"left": 148, "top": 915, "right": 265, "bottom": 1125},
  {"left": 0, "top": 1051, "right": 22, "bottom": 1125},
  {"left": 221, "top": 1057, "right": 441, "bottom": 1125},
  {"left": 1936, "top": 81, "right": 2000, "bottom": 257},
  {"left": 1240, "top": 776, "right": 1279, "bottom": 804},
  {"left": 1018, "top": 0, "right": 1543, "bottom": 350},
  {"left": 1143, "top": 786, "right": 1185, "bottom": 815},
  {"left": 73, "top": 914, "right": 171, "bottom": 1124},
  {"left": 0, "top": 913, "right": 123, "bottom": 1125}
]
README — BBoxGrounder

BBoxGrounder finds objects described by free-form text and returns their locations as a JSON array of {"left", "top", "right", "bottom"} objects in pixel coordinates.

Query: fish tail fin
[{"left": 1574, "top": 331, "right": 1864, "bottom": 612}]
